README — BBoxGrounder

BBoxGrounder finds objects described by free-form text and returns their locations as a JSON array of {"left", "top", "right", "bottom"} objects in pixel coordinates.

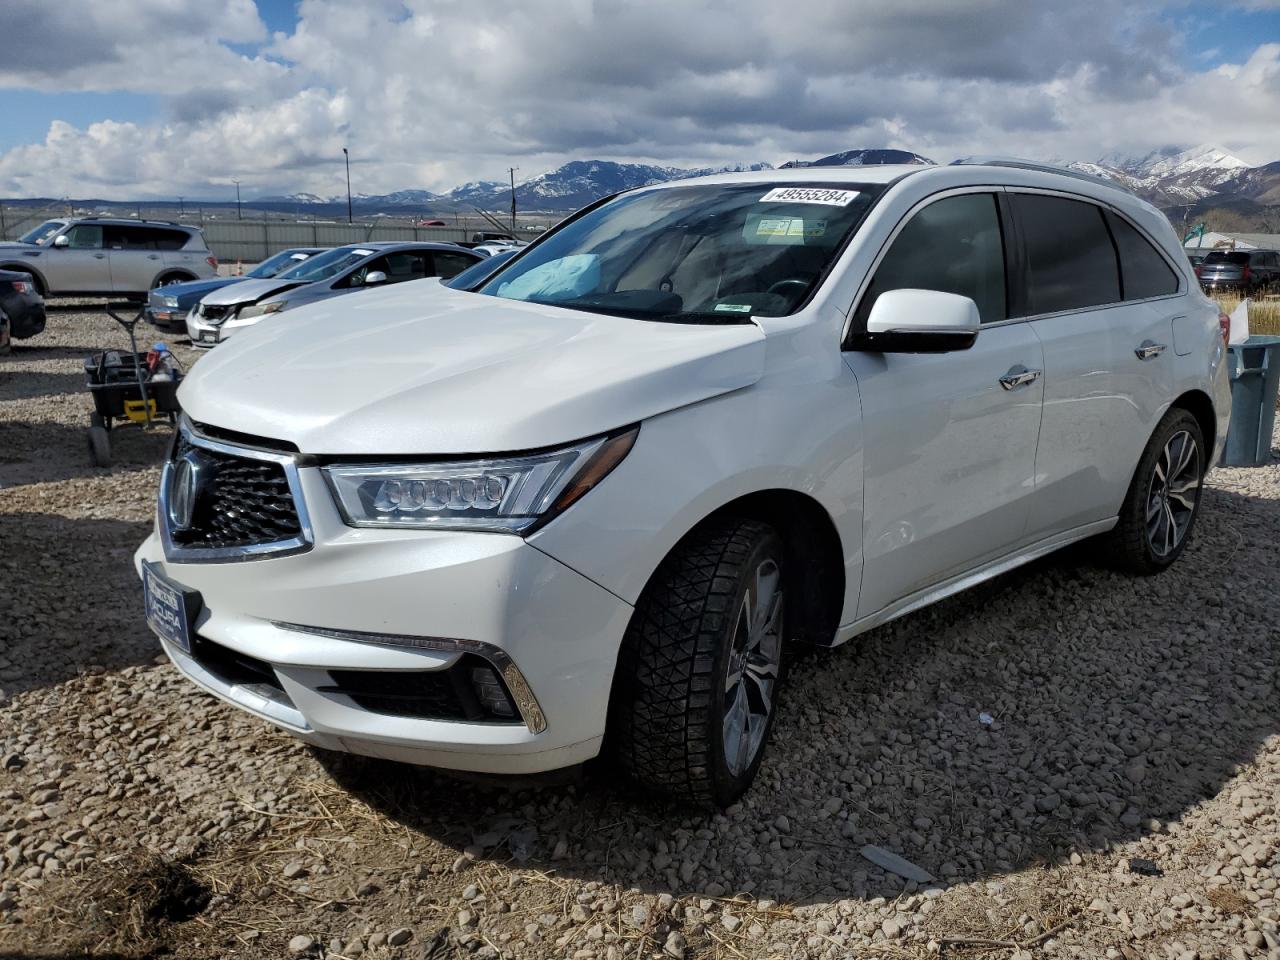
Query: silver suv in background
[{"left": 0, "top": 218, "right": 217, "bottom": 299}]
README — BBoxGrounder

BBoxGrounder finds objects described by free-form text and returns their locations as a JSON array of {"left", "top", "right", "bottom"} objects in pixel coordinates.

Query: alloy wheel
[
  {"left": 722, "top": 558, "right": 782, "bottom": 776},
  {"left": 1146, "top": 429, "right": 1200, "bottom": 558}
]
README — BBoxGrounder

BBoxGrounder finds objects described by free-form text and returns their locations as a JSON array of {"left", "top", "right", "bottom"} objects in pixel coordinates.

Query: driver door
[
  {"left": 842, "top": 191, "right": 1045, "bottom": 618},
  {"left": 55, "top": 224, "right": 112, "bottom": 292}
]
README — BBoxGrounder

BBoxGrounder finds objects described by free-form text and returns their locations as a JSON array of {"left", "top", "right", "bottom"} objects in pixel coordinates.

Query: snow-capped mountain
[
  {"left": 1064, "top": 145, "right": 1253, "bottom": 204},
  {"left": 250, "top": 145, "right": 1272, "bottom": 224}
]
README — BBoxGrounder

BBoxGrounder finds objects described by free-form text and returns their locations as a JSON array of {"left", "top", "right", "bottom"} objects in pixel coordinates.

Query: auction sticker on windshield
[{"left": 759, "top": 187, "right": 859, "bottom": 206}]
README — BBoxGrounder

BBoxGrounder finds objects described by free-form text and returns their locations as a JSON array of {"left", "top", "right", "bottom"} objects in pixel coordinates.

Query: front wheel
[
  {"left": 609, "top": 518, "right": 786, "bottom": 807},
  {"left": 1105, "top": 408, "right": 1205, "bottom": 574}
]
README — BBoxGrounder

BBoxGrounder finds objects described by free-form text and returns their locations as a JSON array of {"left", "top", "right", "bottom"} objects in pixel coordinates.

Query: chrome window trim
[
  {"left": 159, "top": 417, "right": 314, "bottom": 564},
  {"left": 271, "top": 621, "right": 549, "bottom": 734}
]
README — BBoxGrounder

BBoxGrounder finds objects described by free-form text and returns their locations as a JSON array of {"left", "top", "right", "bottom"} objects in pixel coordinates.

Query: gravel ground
[{"left": 1, "top": 306, "right": 1278, "bottom": 960}]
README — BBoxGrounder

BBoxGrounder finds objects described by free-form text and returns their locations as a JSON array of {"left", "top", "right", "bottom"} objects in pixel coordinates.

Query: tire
[
  {"left": 609, "top": 517, "right": 787, "bottom": 807},
  {"left": 87, "top": 425, "right": 111, "bottom": 467},
  {"left": 1104, "top": 408, "right": 1205, "bottom": 575}
]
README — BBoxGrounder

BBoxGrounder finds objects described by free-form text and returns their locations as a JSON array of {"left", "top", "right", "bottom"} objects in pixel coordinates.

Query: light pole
[
  {"left": 232, "top": 179, "right": 242, "bottom": 220},
  {"left": 343, "top": 148, "right": 353, "bottom": 224},
  {"left": 508, "top": 166, "right": 519, "bottom": 234}
]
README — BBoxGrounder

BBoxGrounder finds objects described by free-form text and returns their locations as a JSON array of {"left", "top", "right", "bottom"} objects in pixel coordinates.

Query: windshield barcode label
[{"left": 759, "top": 187, "right": 859, "bottom": 206}]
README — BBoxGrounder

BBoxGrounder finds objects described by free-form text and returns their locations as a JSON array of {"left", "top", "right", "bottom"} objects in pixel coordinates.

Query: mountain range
[{"left": 256, "top": 144, "right": 1278, "bottom": 233}]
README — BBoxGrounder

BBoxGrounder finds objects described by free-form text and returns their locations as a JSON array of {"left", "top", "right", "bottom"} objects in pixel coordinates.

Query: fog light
[{"left": 470, "top": 665, "right": 516, "bottom": 718}]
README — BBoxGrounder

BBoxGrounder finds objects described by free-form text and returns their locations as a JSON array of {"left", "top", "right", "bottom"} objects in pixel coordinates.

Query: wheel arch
[
  {"left": 647, "top": 488, "right": 846, "bottom": 648},
  {"left": 0, "top": 262, "right": 47, "bottom": 296},
  {"left": 1169, "top": 389, "right": 1216, "bottom": 470},
  {"left": 153, "top": 269, "right": 198, "bottom": 287}
]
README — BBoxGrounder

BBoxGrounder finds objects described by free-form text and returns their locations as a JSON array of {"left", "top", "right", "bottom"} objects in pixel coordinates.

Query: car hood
[
  {"left": 180, "top": 284, "right": 766, "bottom": 454},
  {"left": 155, "top": 276, "right": 238, "bottom": 301},
  {"left": 200, "top": 277, "right": 310, "bottom": 306},
  {"left": 0, "top": 241, "right": 36, "bottom": 250}
]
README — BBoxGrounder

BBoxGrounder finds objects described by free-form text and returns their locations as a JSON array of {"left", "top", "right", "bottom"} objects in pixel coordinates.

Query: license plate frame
[{"left": 142, "top": 561, "right": 200, "bottom": 654}]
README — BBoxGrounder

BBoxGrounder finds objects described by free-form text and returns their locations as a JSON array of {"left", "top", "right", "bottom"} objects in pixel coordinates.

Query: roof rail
[
  {"left": 79, "top": 216, "right": 185, "bottom": 227},
  {"left": 950, "top": 156, "right": 1135, "bottom": 195}
]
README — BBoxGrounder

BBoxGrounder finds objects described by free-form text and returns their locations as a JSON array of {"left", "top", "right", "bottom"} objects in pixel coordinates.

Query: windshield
[
  {"left": 447, "top": 250, "right": 517, "bottom": 289},
  {"left": 18, "top": 220, "right": 66, "bottom": 245},
  {"left": 1203, "top": 252, "right": 1249, "bottom": 265},
  {"left": 275, "top": 247, "right": 371, "bottom": 281},
  {"left": 477, "top": 183, "right": 883, "bottom": 322},
  {"left": 248, "top": 249, "right": 317, "bottom": 279}
]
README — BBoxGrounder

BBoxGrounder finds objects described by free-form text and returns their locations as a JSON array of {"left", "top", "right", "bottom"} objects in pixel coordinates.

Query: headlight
[
  {"left": 237, "top": 300, "right": 286, "bottom": 320},
  {"left": 322, "top": 427, "right": 638, "bottom": 534},
  {"left": 162, "top": 296, "right": 180, "bottom": 309}
]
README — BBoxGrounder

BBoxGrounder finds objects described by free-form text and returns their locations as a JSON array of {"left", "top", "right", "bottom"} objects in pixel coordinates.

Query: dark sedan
[
  {"left": 0, "top": 268, "right": 47, "bottom": 340},
  {"left": 145, "top": 247, "right": 325, "bottom": 332}
]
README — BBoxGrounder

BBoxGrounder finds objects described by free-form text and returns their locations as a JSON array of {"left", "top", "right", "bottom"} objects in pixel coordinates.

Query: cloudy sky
[{"left": 0, "top": 0, "right": 1278, "bottom": 200}]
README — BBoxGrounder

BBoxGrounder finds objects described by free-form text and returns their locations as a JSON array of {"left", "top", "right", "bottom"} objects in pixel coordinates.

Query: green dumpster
[{"left": 1221, "top": 335, "right": 1280, "bottom": 467}]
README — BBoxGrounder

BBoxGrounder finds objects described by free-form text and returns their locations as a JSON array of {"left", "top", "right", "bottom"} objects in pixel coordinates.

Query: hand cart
[{"left": 83, "top": 302, "right": 184, "bottom": 467}]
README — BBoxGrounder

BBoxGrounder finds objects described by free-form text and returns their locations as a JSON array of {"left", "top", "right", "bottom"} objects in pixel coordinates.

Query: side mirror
[
  {"left": 851, "top": 288, "right": 980, "bottom": 353},
  {"left": 363, "top": 270, "right": 387, "bottom": 285},
  {"left": 52, "top": 235, "right": 70, "bottom": 249}
]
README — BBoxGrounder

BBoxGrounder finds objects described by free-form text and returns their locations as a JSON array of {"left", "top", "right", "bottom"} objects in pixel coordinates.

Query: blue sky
[{"left": 1, "top": 0, "right": 1278, "bottom": 199}]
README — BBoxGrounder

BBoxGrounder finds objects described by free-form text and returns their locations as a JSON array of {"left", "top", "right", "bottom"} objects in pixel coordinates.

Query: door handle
[
  {"left": 147, "top": 254, "right": 160, "bottom": 260},
  {"left": 93, "top": 253, "right": 106, "bottom": 259},
  {"left": 999, "top": 366, "right": 1042, "bottom": 390},
  {"left": 1135, "top": 341, "right": 1167, "bottom": 360}
]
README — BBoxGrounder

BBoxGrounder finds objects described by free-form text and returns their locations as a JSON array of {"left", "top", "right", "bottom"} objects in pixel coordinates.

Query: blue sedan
[{"left": 144, "top": 247, "right": 325, "bottom": 332}]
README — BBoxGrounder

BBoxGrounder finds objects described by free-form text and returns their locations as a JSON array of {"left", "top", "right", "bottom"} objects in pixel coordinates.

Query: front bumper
[
  {"left": 133, "top": 463, "right": 633, "bottom": 774},
  {"left": 145, "top": 304, "right": 186, "bottom": 333},
  {"left": 6, "top": 300, "right": 45, "bottom": 340}
]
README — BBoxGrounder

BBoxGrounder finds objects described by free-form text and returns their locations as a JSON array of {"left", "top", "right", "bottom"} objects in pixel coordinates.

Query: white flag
[{"left": 1229, "top": 298, "right": 1250, "bottom": 345}]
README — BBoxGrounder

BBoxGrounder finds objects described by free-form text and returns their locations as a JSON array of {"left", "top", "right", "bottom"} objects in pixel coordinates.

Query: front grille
[
  {"left": 170, "top": 435, "right": 302, "bottom": 549},
  {"left": 322, "top": 654, "right": 521, "bottom": 723}
]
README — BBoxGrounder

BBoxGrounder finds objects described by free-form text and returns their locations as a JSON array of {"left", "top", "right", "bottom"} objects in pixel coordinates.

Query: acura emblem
[{"left": 168, "top": 452, "right": 203, "bottom": 531}]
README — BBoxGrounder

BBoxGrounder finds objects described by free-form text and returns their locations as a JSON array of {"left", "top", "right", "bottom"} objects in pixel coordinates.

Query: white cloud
[{"left": 0, "top": 0, "right": 1277, "bottom": 199}]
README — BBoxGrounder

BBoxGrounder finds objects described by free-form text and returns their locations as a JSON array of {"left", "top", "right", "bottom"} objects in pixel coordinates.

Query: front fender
[{"left": 529, "top": 347, "right": 864, "bottom": 624}]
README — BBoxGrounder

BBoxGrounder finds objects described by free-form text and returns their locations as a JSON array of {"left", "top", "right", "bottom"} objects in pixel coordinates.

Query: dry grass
[{"left": 1214, "top": 294, "right": 1280, "bottom": 336}]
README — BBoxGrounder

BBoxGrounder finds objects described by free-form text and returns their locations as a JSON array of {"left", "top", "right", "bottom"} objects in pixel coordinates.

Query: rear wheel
[
  {"left": 610, "top": 518, "right": 786, "bottom": 807},
  {"left": 1105, "top": 408, "right": 1204, "bottom": 574}
]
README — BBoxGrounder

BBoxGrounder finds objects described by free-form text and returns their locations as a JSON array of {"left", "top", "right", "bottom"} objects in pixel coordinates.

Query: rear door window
[
  {"left": 854, "top": 192, "right": 1007, "bottom": 326},
  {"left": 431, "top": 250, "right": 479, "bottom": 279},
  {"left": 104, "top": 226, "right": 151, "bottom": 250},
  {"left": 1103, "top": 211, "right": 1179, "bottom": 300},
  {"left": 1012, "top": 194, "right": 1120, "bottom": 314}
]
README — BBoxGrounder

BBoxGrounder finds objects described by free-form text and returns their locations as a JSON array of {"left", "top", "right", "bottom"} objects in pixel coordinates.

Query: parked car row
[
  {"left": 0, "top": 215, "right": 497, "bottom": 347},
  {"left": 181, "top": 242, "right": 483, "bottom": 347}
]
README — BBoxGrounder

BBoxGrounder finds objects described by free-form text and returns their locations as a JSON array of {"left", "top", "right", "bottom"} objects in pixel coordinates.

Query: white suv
[{"left": 135, "top": 161, "right": 1230, "bottom": 806}]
